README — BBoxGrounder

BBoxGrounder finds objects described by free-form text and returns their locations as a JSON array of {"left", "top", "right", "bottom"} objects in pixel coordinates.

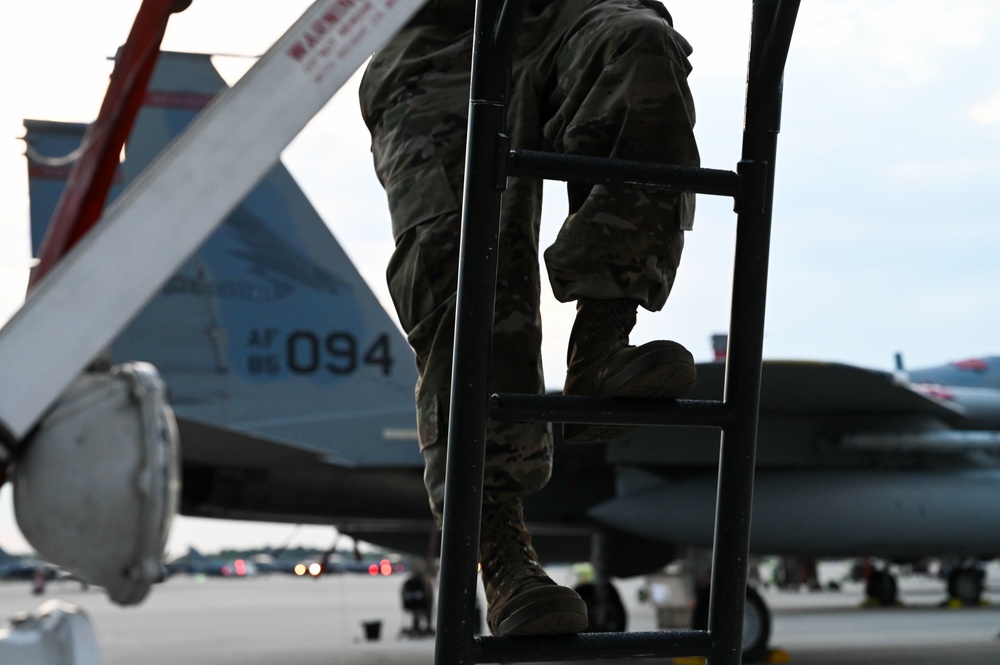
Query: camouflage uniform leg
[
  {"left": 535, "top": 0, "right": 700, "bottom": 312},
  {"left": 360, "top": 21, "right": 552, "bottom": 521}
]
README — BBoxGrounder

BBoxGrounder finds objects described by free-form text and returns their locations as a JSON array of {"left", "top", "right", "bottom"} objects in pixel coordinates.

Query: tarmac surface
[{"left": 1, "top": 568, "right": 998, "bottom": 664}]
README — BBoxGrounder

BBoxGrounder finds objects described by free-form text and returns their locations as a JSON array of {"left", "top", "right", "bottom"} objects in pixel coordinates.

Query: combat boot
[
  {"left": 563, "top": 298, "right": 696, "bottom": 443},
  {"left": 480, "top": 499, "right": 588, "bottom": 636}
]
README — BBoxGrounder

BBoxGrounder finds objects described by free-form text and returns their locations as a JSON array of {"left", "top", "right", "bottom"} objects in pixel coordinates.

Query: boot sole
[
  {"left": 564, "top": 346, "right": 696, "bottom": 444},
  {"left": 494, "top": 586, "right": 589, "bottom": 636}
]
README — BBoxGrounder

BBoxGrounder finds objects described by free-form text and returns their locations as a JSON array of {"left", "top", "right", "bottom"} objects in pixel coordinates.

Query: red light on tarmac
[
  {"left": 235, "top": 559, "right": 247, "bottom": 576},
  {"left": 380, "top": 559, "right": 392, "bottom": 576},
  {"left": 368, "top": 563, "right": 379, "bottom": 576}
]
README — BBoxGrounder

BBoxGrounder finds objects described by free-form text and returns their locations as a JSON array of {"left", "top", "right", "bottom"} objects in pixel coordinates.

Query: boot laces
[
  {"left": 480, "top": 501, "right": 544, "bottom": 592},
  {"left": 604, "top": 300, "right": 634, "bottom": 348}
]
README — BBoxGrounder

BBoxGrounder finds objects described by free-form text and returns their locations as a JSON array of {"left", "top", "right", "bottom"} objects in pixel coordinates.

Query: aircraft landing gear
[
  {"left": 865, "top": 568, "right": 899, "bottom": 606},
  {"left": 574, "top": 529, "right": 628, "bottom": 632},
  {"left": 575, "top": 582, "right": 626, "bottom": 633},
  {"left": 947, "top": 564, "right": 985, "bottom": 606},
  {"left": 692, "top": 584, "right": 771, "bottom": 663}
]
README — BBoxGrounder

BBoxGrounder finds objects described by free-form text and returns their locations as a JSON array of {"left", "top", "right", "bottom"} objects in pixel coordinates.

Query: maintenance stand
[{"left": 435, "top": 1, "right": 800, "bottom": 664}]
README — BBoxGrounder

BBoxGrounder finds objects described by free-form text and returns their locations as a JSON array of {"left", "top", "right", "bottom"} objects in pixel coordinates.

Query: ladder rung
[
  {"left": 490, "top": 394, "right": 732, "bottom": 428},
  {"left": 474, "top": 629, "right": 714, "bottom": 663},
  {"left": 507, "top": 149, "right": 741, "bottom": 198}
]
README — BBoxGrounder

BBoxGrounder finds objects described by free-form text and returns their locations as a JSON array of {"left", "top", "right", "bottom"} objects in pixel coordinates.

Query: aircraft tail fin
[
  {"left": 24, "top": 52, "right": 419, "bottom": 470},
  {"left": 908, "top": 357, "right": 1000, "bottom": 389}
]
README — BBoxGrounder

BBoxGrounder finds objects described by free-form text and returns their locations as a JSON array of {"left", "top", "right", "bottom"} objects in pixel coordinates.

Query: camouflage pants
[{"left": 359, "top": 0, "right": 698, "bottom": 519}]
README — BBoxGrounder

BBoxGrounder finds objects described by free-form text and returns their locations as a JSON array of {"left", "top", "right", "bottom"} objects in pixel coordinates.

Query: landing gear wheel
[
  {"left": 742, "top": 587, "right": 771, "bottom": 663},
  {"left": 947, "top": 566, "right": 984, "bottom": 605},
  {"left": 574, "top": 582, "right": 626, "bottom": 633},
  {"left": 865, "top": 569, "right": 898, "bottom": 606},
  {"left": 692, "top": 586, "right": 771, "bottom": 663}
]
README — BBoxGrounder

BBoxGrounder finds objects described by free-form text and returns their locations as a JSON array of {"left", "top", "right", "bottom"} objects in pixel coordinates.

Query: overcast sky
[{"left": 1, "top": 0, "right": 998, "bottom": 555}]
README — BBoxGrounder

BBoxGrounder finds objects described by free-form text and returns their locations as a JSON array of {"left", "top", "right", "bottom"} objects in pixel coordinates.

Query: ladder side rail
[
  {"left": 434, "top": 1, "right": 528, "bottom": 664},
  {"left": 755, "top": 0, "right": 801, "bottom": 95},
  {"left": 708, "top": 1, "right": 797, "bottom": 663}
]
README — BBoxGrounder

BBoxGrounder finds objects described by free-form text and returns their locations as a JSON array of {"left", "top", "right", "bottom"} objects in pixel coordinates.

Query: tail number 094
[{"left": 282, "top": 331, "right": 394, "bottom": 376}]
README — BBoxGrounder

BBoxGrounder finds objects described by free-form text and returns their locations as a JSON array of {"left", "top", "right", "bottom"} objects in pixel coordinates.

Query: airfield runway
[{"left": 1, "top": 568, "right": 998, "bottom": 664}]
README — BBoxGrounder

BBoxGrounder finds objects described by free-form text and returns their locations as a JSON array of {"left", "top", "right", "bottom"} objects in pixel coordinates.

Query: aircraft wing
[
  {"left": 688, "top": 360, "right": 965, "bottom": 422},
  {"left": 589, "top": 359, "right": 1000, "bottom": 561},
  {"left": 608, "top": 358, "right": 993, "bottom": 469}
]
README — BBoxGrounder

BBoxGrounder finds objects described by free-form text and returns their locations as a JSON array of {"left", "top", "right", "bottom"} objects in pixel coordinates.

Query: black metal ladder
[{"left": 435, "top": 1, "right": 800, "bottom": 663}]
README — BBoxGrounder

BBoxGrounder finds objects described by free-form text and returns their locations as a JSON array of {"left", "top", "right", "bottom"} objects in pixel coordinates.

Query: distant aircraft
[
  {"left": 578, "top": 353, "right": 1000, "bottom": 654},
  {"left": 248, "top": 549, "right": 305, "bottom": 576},
  {"left": 165, "top": 547, "right": 255, "bottom": 578},
  {"left": 21, "top": 50, "right": 1000, "bottom": 661},
  {"left": 0, "top": 546, "right": 60, "bottom": 582}
]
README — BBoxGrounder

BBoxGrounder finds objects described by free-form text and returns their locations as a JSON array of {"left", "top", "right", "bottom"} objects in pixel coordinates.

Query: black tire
[
  {"left": 742, "top": 587, "right": 771, "bottom": 663},
  {"left": 947, "top": 566, "right": 984, "bottom": 605},
  {"left": 692, "top": 585, "right": 771, "bottom": 663},
  {"left": 865, "top": 569, "right": 898, "bottom": 606},
  {"left": 574, "top": 582, "right": 627, "bottom": 633}
]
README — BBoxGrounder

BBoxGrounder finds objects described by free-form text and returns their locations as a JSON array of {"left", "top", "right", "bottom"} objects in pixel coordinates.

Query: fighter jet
[
  {"left": 23, "top": 50, "right": 428, "bottom": 532},
  {"left": 20, "top": 51, "right": 1000, "bottom": 661},
  {"left": 164, "top": 547, "right": 257, "bottom": 578}
]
